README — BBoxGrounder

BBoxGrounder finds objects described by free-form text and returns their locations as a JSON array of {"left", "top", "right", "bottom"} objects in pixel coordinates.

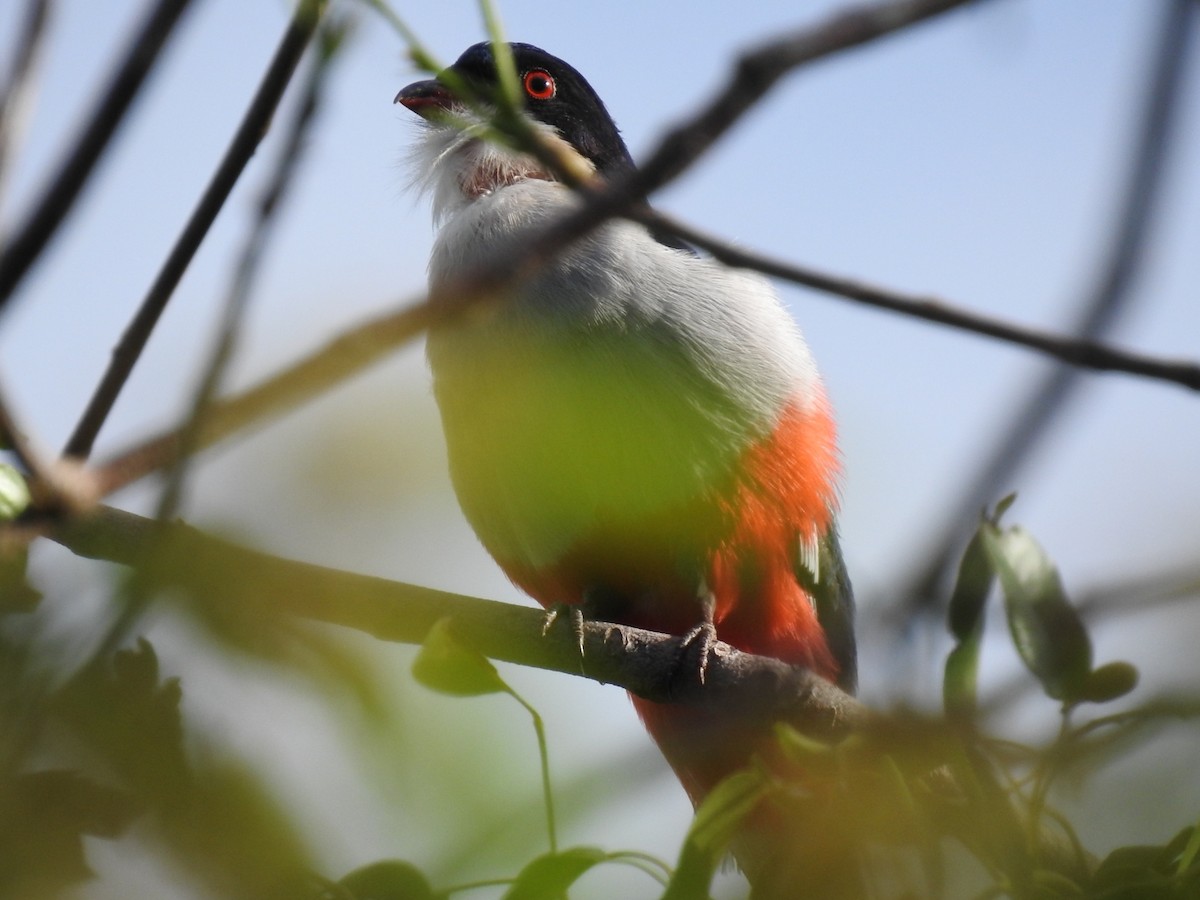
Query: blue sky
[{"left": 2, "top": 1, "right": 1199, "bottom": 895}]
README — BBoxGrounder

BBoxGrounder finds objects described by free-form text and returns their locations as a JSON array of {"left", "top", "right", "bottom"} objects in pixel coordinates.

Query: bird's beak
[{"left": 394, "top": 79, "right": 454, "bottom": 118}]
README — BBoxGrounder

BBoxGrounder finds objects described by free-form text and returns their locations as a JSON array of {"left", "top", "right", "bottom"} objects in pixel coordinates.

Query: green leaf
[
  {"left": 0, "top": 463, "right": 30, "bottom": 520},
  {"left": 660, "top": 768, "right": 770, "bottom": 900},
  {"left": 981, "top": 524, "right": 1092, "bottom": 703},
  {"left": 412, "top": 618, "right": 508, "bottom": 697},
  {"left": 947, "top": 529, "right": 995, "bottom": 641},
  {"left": 501, "top": 846, "right": 607, "bottom": 900},
  {"left": 1090, "top": 842, "right": 1180, "bottom": 898},
  {"left": 991, "top": 492, "right": 1018, "bottom": 522},
  {"left": 339, "top": 860, "right": 435, "bottom": 900},
  {"left": 944, "top": 526, "right": 995, "bottom": 718},
  {"left": 1078, "top": 661, "right": 1139, "bottom": 704},
  {"left": 943, "top": 626, "right": 983, "bottom": 719},
  {"left": 0, "top": 770, "right": 141, "bottom": 896},
  {"left": 687, "top": 767, "right": 770, "bottom": 855}
]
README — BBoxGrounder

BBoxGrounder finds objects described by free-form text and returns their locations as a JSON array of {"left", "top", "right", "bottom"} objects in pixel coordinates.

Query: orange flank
[{"left": 501, "top": 396, "right": 842, "bottom": 803}]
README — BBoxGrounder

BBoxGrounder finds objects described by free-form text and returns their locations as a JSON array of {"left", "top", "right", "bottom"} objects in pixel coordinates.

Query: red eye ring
[{"left": 523, "top": 69, "right": 556, "bottom": 100}]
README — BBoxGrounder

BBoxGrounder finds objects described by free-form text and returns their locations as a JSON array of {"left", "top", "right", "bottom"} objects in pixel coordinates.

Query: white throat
[{"left": 406, "top": 117, "right": 595, "bottom": 226}]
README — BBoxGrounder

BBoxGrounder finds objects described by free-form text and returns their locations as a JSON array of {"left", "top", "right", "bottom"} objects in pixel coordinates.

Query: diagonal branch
[
  {"left": 90, "top": 296, "right": 430, "bottom": 496},
  {"left": 50, "top": 504, "right": 869, "bottom": 735},
  {"left": 0, "top": 0, "right": 52, "bottom": 208},
  {"left": 893, "top": 0, "right": 1200, "bottom": 616},
  {"left": 155, "top": 17, "right": 347, "bottom": 523},
  {"left": 62, "top": 0, "right": 326, "bottom": 462},
  {"left": 87, "top": 0, "right": 982, "bottom": 494},
  {"left": 0, "top": 0, "right": 197, "bottom": 312},
  {"left": 639, "top": 209, "right": 1200, "bottom": 391}
]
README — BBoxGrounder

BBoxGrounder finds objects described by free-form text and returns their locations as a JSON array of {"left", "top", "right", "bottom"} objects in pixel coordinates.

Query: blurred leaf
[
  {"left": 1090, "top": 841, "right": 1181, "bottom": 898},
  {"left": 413, "top": 618, "right": 508, "bottom": 697},
  {"left": 0, "top": 769, "right": 140, "bottom": 896},
  {"left": 661, "top": 768, "right": 769, "bottom": 900},
  {"left": 130, "top": 523, "right": 388, "bottom": 719},
  {"left": 339, "top": 859, "right": 435, "bottom": 900},
  {"left": 1176, "top": 823, "right": 1200, "bottom": 877},
  {"left": 0, "top": 464, "right": 30, "bottom": 521},
  {"left": 1078, "top": 661, "right": 1139, "bottom": 704},
  {"left": 162, "top": 760, "right": 319, "bottom": 899},
  {"left": 992, "top": 492, "right": 1018, "bottom": 522},
  {"left": 56, "top": 638, "right": 188, "bottom": 799},
  {"left": 944, "top": 527, "right": 995, "bottom": 717},
  {"left": 947, "top": 529, "right": 994, "bottom": 642},
  {"left": 0, "top": 545, "right": 40, "bottom": 612},
  {"left": 944, "top": 629, "right": 983, "bottom": 719},
  {"left": 982, "top": 524, "right": 1092, "bottom": 703},
  {"left": 501, "top": 846, "right": 608, "bottom": 900},
  {"left": 687, "top": 767, "right": 770, "bottom": 856}
]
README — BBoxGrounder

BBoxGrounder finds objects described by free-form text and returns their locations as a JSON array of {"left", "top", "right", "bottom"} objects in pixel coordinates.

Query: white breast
[{"left": 424, "top": 179, "right": 821, "bottom": 569}]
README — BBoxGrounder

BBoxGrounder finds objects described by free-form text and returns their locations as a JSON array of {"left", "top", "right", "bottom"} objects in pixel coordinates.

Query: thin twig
[
  {"left": 0, "top": 0, "right": 196, "bottom": 312},
  {"left": 89, "top": 0, "right": 980, "bottom": 491},
  {"left": 1076, "top": 566, "right": 1200, "bottom": 619},
  {"left": 62, "top": 0, "right": 326, "bottom": 462},
  {"left": 0, "top": 379, "right": 96, "bottom": 512},
  {"left": 639, "top": 208, "right": 1200, "bottom": 391},
  {"left": 447, "top": 0, "right": 980, "bottom": 299},
  {"left": 0, "top": 0, "right": 52, "bottom": 211},
  {"left": 91, "top": 297, "right": 432, "bottom": 496},
  {"left": 156, "top": 18, "right": 345, "bottom": 522},
  {"left": 894, "top": 0, "right": 1200, "bottom": 617},
  {"left": 90, "top": 197, "right": 1200, "bottom": 499}
]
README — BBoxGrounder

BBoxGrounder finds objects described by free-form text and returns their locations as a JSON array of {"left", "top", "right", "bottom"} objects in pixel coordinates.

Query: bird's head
[{"left": 396, "top": 42, "right": 633, "bottom": 220}]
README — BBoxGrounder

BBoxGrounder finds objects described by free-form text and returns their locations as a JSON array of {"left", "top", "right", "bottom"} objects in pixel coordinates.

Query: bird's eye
[{"left": 523, "top": 69, "right": 556, "bottom": 100}]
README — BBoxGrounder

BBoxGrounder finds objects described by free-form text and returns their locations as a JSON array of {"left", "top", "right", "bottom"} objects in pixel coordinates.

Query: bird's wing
[{"left": 796, "top": 525, "right": 857, "bottom": 693}]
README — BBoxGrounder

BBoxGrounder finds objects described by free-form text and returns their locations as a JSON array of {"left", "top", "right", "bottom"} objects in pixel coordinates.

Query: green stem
[{"left": 507, "top": 687, "right": 558, "bottom": 855}]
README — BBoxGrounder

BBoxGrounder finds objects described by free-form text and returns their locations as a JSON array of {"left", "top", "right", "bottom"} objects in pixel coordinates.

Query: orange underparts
[{"left": 501, "top": 396, "right": 842, "bottom": 804}]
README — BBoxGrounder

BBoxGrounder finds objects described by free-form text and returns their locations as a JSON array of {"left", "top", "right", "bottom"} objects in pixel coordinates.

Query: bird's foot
[
  {"left": 541, "top": 603, "right": 587, "bottom": 658},
  {"left": 676, "top": 619, "right": 719, "bottom": 686},
  {"left": 676, "top": 589, "right": 719, "bottom": 686}
]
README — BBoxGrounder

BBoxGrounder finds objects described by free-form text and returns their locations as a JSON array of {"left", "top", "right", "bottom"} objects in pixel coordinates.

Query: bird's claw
[
  {"left": 676, "top": 620, "right": 718, "bottom": 686},
  {"left": 542, "top": 603, "right": 586, "bottom": 659}
]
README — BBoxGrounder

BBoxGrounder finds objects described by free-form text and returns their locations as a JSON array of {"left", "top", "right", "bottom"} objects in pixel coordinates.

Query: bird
[{"left": 396, "top": 40, "right": 856, "bottom": 889}]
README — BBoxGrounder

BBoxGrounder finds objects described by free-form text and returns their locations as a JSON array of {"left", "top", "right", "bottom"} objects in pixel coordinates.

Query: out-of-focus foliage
[{"left": 1, "top": 1, "right": 1198, "bottom": 898}]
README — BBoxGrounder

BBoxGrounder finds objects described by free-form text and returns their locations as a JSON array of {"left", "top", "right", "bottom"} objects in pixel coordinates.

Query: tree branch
[
  {"left": 639, "top": 208, "right": 1200, "bottom": 391},
  {"left": 0, "top": 0, "right": 52, "bottom": 207},
  {"left": 0, "top": 0, "right": 197, "bottom": 313},
  {"left": 49, "top": 504, "right": 868, "bottom": 737},
  {"left": 155, "top": 17, "right": 346, "bottom": 523},
  {"left": 83, "top": 0, "right": 983, "bottom": 493},
  {"left": 894, "top": 0, "right": 1200, "bottom": 616},
  {"left": 62, "top": 0, "right": 326, "bottom": 462}
]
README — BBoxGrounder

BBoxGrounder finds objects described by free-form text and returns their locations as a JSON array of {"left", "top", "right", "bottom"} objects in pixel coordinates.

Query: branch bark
[{"left": 50, "top": 505, "right": 869, "bottom": 738}]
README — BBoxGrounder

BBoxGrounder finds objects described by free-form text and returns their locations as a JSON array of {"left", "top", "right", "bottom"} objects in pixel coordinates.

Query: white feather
[{"left": 410, "top": 127, "right": 823, "bottom": 567}]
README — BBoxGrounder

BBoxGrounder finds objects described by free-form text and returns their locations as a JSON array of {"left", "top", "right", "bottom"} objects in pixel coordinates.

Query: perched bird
[{"left": 397, "top": 40, "right": 856, "bottom": 885}]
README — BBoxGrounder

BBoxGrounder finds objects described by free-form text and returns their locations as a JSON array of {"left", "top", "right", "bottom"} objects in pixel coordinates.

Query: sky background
[{"left": 2, "top": 1, "right": 1199, "bottom": 897}]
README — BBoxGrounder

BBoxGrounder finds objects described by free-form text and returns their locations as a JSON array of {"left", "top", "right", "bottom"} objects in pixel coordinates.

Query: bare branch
[
  {"left": 50, "top": 504, "right": 869, "bottom": 737},
  {"left": 86, "top": 0, "right": 982, "bottom": 493},
  {"left": 156, "top": 17, "right": 347, "bottom": 522},
  {"left": 0, "top": 0, "right": 196, "bottom": 312},
  {"left": 894, "top": 0, "right": 1200, "bottom": 616},
  {"left": 628, "top": 0, "right": 977, "bottom": 198},
  {"left": 0, "top": 0, "right": 52, "bottom": 207},
  {"left": 62, "top": 0, "right": 326, "bottom": 462},
  {"left": 90, "top": 297, "right": 431, "bottom": 496},
  {"left": 642, "top": 209, "right": 1200, "bottom": 391},
  {"left": 0, "top": 378, "right": 96, "bottom": 513}
]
